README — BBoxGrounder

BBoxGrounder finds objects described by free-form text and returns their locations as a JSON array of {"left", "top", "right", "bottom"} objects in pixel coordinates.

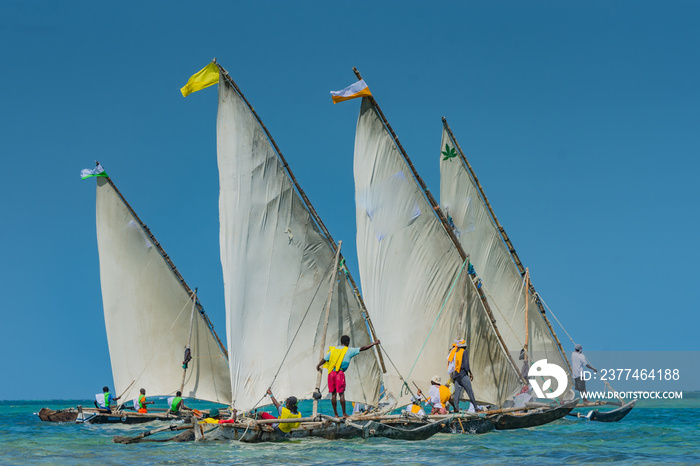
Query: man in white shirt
[{"left": 571, "top": 344, "right": 597, "bottom": 403}]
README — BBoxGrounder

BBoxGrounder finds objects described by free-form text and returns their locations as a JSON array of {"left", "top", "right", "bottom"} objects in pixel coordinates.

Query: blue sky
[{"left": 1, "top": 1, "right": 698, "bottom": 400}]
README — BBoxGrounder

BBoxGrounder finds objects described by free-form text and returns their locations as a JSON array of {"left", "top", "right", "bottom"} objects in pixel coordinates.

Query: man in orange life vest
[
  {"left": 133, "top": 388, "right": 154, "bottom": 413},
  {"left": 448, "top": 339, "right": 481, "bottom": 412},
  {"left": 316, "top": 335, "right": 380, "bottom": 418}
]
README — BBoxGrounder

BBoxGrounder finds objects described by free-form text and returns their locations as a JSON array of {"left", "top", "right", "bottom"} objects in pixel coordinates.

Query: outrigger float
[{"left": 568, "top": 400, "right": 637, "bottom": 422}]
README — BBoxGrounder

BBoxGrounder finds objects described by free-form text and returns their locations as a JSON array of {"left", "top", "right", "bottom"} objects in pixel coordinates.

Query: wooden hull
[
  {"left": 37, "top": 408, "right": 79, "bottom": 423},
  {"left": 361, "top": 419, "right": 448, "bottom": 440},
  {"left": 211, "top": 418, "right": 447, "bottom": 443},
  {"left": 37, "top": 407, "right": 187, "bottom": 425},
  {"left": 492, "top": 399, "right": 579, "bottom": 430},
  {"left": 588, "top": 400, "right": 636, "bottom": 422},
  {"left": 80, "top": 412, "right": 174, "bottom": 424},
  {"left": 442, "top": 417, "right": 495, "bottom": 434}
]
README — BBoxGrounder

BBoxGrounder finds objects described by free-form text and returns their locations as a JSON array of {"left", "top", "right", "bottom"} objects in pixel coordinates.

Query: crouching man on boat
[
  {"left": 133, "top": 388, "right": 155, "bottom": 413},
  {"left": 418, "top": 376, "right": 453, "bottom": 414},
  {"left": 316, "top": 335, "right": 380, "bottom": 418},
  {"left": 448, "top": 340, "right": 481, "bottom": 412},
  {"left": 167, "top": 391, "right": 190, "bottom": 415},
  {"left": 261, "top": 389, "right": 301, "bottom": 433},
  {"left": 404, "top": 395, "right": 426, "bottom": 417},
  {"left": 200, "top": 408, "right": 237, "bottom": 424},
  {"left": 94, "top": 386, "right": 120, "bottom": 413}
]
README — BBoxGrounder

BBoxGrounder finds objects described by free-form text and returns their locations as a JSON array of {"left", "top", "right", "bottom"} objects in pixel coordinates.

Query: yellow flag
[{"left": 180, "top": 62, "right": 220, "bottom": 97}]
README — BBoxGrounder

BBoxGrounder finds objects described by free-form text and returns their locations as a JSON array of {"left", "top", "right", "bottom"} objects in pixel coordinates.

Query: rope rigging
[
  {"left": 403, "top": 257, "right": 470, "bottom": 389},
  {"left": 245, "top": 258, "right": 336, "bottom": 413}
]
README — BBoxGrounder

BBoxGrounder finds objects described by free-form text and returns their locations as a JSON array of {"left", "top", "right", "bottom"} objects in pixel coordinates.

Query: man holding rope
[{"left": 316, "top": 335, "right": 380, "bottom": 418}]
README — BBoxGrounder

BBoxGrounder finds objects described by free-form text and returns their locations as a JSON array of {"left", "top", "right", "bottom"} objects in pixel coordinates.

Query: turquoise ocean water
[{"left": 2, "top": 395, "right": 698, "bottom": 465}]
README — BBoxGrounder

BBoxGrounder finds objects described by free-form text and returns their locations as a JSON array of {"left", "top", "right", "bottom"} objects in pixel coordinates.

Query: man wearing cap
[
  {"left": 264, "top": 388, "right": 302, "bottom": 433},
  {"left": 571, "top": 344, "right": 597, "bottom": 403},
  {"left": 447, "top": 340, "right": 481, "bottom": 412},
  {"left": 200, "top": 407, "right": 237, "bottom": 424},
  {"left": 417, "top": 376, "right": 452, "bottom": 414}
]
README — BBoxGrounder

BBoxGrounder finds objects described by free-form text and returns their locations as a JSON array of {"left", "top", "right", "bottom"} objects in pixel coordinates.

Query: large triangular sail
[
  {"left": 95, "top": 176, "right": 232, "bottom": 405},
  {"left": 439, "top": 120, "right": 573, "bottom": 397},
  {"left": 353, "top": 96, "right": 521, "bottom": 407},
  {"left": 216, "top": 69, "right": 381, "bottom": 412}
]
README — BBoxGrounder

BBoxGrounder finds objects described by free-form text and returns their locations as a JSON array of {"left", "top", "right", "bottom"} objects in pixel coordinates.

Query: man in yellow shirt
[
  {"left": 315, "top": 335, "right": 380, "bottom": 418},
  {"left": 200, "top": 408, "right": 237, "bottom": 424},
  {"left": 264, "top": 388, "right": 301, "bottom": 433}
]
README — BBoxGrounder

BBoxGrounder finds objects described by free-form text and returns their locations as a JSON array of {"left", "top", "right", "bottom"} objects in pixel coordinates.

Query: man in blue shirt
[
  {"left": 316, "top": 335, "right": 380, "bottom": 418},
  {"left": 94, "top": 386, "right": 120, "bottom": 413}
]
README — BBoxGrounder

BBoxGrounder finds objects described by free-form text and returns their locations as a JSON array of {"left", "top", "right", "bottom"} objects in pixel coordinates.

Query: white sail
[
  {"left": 217, "top": 75, "right": 381, "bottom": 411},
  {"left": 439, "top": 127, "right": 573, "bottom": 397},
  {"left": 354, "top": 98, "right": 520, "bottom": 407},
  {"left": 95, "top": 177, "right": 232, "bottom": 405}
]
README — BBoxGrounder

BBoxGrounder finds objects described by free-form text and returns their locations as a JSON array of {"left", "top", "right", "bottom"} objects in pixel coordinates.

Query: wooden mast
[
  {"left": 100, "top": 166, "right": 228, "bottom": 360},
  {"left": 180, "top": 289, "right": 198, "bottom": 394},
  {"left": 524, "top": 268, "right": 529, "bottom": 353},
  {"left": 215, "top": 63, "right": 386, "bottom": 374},
  {"left": 313, "top": 241, "right": 343, "bottom": 416},
  {"left": 352, "top": 68, "right": 525, "bottom": 384},
  {"left": 440, "top": 119, "right": 573, "bottom": 374}
]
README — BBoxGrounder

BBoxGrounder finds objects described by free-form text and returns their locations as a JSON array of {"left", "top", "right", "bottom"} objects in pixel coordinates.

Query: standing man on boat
[
  {"left": 571, "top": 344, "right": 597, "bottom": 403},
  {"left": 167, "top": 391, "right": 190, "bottom": 415},
  {"left": 94, "top": 386, "right": 120, "bottom": 413},
  {"left": 315, "top": 335, "right": 380, "bottom": 418},
  {"left": 447, "top": 340, "right": 481, "bottom": 412},
  {"left": 133, "top": 388, "right": 154, "bottom": 413}
]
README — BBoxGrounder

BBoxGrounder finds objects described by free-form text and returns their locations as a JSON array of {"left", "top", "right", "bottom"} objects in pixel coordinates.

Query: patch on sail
[
  {"left": 127, "top": 220, "right": 153, "bottom": 249},
  {"left": 356, "top": 171, "right": 421, "bottom": 241},
  {"left": 461, "top": 196, "right": 476, "bottom": 233}
]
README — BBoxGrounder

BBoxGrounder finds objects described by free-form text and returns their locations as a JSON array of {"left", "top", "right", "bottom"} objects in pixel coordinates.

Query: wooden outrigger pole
[
  {"left": 440, "top": 119, "right": 573, "bottom": 374},
  {"left": 99, "top": 164, "right": 228, "bottom": 360},
  {"left": 215, "top": 62, "right": 386, "bottom": 374},
  {"left": 351, "top": 68, "right": 526, "bottom": 385}
]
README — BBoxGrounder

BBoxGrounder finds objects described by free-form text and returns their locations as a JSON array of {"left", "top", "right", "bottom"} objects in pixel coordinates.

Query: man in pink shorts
[{"left": 316, "top": 335, "right": 380, "bottom": 418}]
